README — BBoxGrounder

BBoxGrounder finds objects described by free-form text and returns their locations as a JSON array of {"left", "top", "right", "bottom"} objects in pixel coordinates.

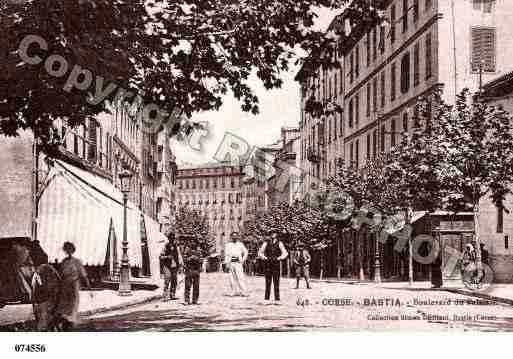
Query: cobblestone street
[{"left": 78, "top": 273, "right": 513, "bottom": 331}]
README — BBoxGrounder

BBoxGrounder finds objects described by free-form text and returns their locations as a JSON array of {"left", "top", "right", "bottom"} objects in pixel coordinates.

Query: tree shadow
[{"left": 77, "top": 308, "right": 304, "bottom": 332}]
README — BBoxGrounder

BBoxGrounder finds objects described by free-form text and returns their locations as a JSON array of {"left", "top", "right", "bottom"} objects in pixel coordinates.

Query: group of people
[
  {"left": 2, "top": 239, "right": 91, "bottom": 331},
  {"left": 160, "top": 230, "right": 313, "bottom": 305},
  {"left": 430, "top": 241, "right": 490, "bottom": 289}
]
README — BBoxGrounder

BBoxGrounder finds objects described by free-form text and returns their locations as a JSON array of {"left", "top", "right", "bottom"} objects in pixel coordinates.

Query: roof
[
  {"left": 178, "top": 161, "right": 235, "bottom": 171},
  {"left": 482, "top": 70, "right": 513, "bottom": 99}
]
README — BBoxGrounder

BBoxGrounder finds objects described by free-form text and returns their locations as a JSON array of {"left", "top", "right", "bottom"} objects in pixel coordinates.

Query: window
[
  {"left": 471, "top": 27, "right": 496, "bottom": 72},
  {"left": 425, "top": 0, "right": 432, "bottom": 10},
  {"left": 348, "top": 99, "right": 353, "bottom": 128},
  {"left": 340, "top": 112, "right": 344, "bottom": 136},
  {"left": 401, "top": 52, "right": 410, "bottom": 94},
  {"left": 372, "top": 28, "right": 377, "bottom": 61},
  {"left": 380, "top": 71, "right": 386, "bottom": 108},
  {"left": 349, "top": 51, "right": 354, "bottom": 83},
  {"left": 355, "top": 44, "right": 360, "bottom": 78},
  {"left": 473, "top": 0, "right": 495, "bottom": 13},
  {"left": 413, "top": 42, "right": 420, "bottom": 86},
  {"left": 391, "top": 62, "right": 396, "bottom": 101},
  {"left": 425, "top": 32, "right": 433, "bottom": 78},
  {"left": 334, "top": 116, "right": 337, "bottom": 140},
  {"left": 366, "top": 133, "right": 371, "bottom": 160},
  {"left": 373, "top": 78, "right": 378, "bottom": 113},
  {"left": 497, "top": 205, "right": 504, "bottom": 233},
  {"left": 334, "top": 72, "right": 338, "bottom": 99},
  {"left": 402, "top": 0, "right": 409, "bottom": 33},
  {"left": 328, "top": 117, "right": 332, "bottom": 143},
  {"left": 366, "top": 32, "right": 371, "bottom": 66},
  {"left": 192, "top": 179, "right": 196, "bottom": 189},
  {"left": 367, "top": 83, "right": 371, "bottom": 117},
  {"left": 372, "top": 130, "right": 377, "bottom": 158},
  {"left": 379, "top": 25, "right": 385, "bottom": 54},
  {"left": 355, "top": 93, "right": 360, "bottom": 128},
  {"left": 390, "top": 5, "right": 396, "bottom": 44},
  {"left": 355, "top": 139, "right": 360, "bottom": 169},
  {"left": 403, "top": 112, "right": 409, "bottom": 133},
  {"left": 213, "top": 178, "right": 217, "bottom": 189},
  {"left": 339, "top": 68, "right": 344, "bottom": 93},
  {"left": 221, "top": 176, "right": 225, "bottom": 188},
  {"left": 205, "top": 178, "right": 209, "bottom": 189},
  {"left": 380, "top": 125, "right": 386, "bottom": 152},
  {"left": 349, "top": 142, "right": 354, "bottom": 164},
  {"left": 186, "top": 179, "right": 190, "bottom": 189},
  {"left": 505, "top": 235, "right": 509, "bottom": 250},
  {"left": 413, "top": 0, "right": 419, "bottom": 22},
  {"left": 231, "top": 177, "right": 235, "bottom": 188},
  {"left": 391, "top": 119, "right": 396, "bottom": 147}
]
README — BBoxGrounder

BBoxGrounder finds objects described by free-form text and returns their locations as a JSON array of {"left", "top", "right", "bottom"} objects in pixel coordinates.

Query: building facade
[
  {"left": 294, "top": 0, "right": 513, "bottom": 281},
  {"left": 52, "top": 101, "right": 177, "bottom": 230},
  {"left": 297, "top": 0, "right": 513, "bottom": 186},
  {"left": 176, "top": 162, "right": 246, "bottom": 253}
]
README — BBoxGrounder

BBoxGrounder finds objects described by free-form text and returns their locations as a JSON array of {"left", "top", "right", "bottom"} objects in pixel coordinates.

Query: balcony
[{"left": 307, "top": 147, "right": 321, "bottom": 163}]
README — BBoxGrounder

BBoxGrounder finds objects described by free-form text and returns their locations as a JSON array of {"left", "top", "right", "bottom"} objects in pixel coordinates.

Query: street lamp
[{"left": 118, "top": 168, "right": 133, "bottom": 296}]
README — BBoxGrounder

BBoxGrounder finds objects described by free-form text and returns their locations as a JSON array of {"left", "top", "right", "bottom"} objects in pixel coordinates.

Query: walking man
[
  {"left": 258, "top": 231, "right": 288, "bottom": 303},
  {"left": 224, "top": 232, "right": 249, "bottom": 296},
  {"left": 293, "top": 243, "right": 311, "bottom": 289},
  {"left": 182, "top": 243, "right": 203, "bottom": 305},
  {"left": 160, "top": 233, "right": 183, "bottom": 301}
]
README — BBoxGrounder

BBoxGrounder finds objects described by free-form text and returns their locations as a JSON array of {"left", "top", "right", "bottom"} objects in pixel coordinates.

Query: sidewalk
[
  {"left": 0, "top": 289, "right": 162, "bottom": 329},
  {"left": 317, "top": 277, "right": 513, "bottom": 306}
]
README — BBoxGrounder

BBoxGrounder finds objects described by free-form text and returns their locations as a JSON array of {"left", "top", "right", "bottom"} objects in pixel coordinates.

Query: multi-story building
[
  {"left": 297, "top": 0, "right": 513, "bottom": 183},
  {"left": 176, "top": 162, "right": 245, "bottom": 253},
  {"left": 53, "top": 102, "right": 177, "bottom": 229},
  {"left": 294, "top": 0, "right": 513, "bottom": 281},
  {"left": 267, "top": 127, "right": 302, "bottom": 206}
]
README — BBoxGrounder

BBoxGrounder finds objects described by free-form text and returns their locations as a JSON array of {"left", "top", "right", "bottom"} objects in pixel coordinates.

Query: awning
[
  {"left": 144, "top": 213, "right": 167, "bottom": 283},
  {"left": 383, "top": 211, "right": 428, "bottom": 236},
  {"left": 38, "top": 160, "right": 142, "bottom": 267}
]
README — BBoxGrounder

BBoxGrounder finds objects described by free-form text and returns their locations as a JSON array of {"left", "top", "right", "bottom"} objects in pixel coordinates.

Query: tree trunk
[
  {"left": 406, "top": 208, "right": 413, "bottom": 286},
  {"left": 320, "top": 249, "right": 324, "bottom": 280},
  {"left": 337, "top": 231, "right": 341, "bottom": 280},
  {"left": 474, "top": 202, "right": 483, "bottom": 274},
  {"left": 358, "top": 229, "right": 364, "bottom": 281}
]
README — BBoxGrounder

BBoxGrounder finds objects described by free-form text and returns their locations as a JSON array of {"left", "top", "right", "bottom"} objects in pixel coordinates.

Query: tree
[
  {"left": 434, "top": 90, "right": 513, "bottom": 274},
  {"left": 379, "top": 95, "right": 448, "bottom": 284},
  {"left": 1, "top": 0, "right": 384, "bottom": 141},
  {"left": 242, "top": 200, "right": 329, "bottom": 249},
  {"left": 174, "top": 206, "right": 214, "bottom": 257}
]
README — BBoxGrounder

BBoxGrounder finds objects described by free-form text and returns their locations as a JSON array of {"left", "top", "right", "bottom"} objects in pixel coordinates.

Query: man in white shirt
[{"left": 224, "top": 232, "right": 249, "bottom": 296}]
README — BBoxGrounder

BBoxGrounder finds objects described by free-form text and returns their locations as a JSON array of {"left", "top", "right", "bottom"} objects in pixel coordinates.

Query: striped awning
[{"left": 37, "top": 160, "right": 142, "bottom": 267}]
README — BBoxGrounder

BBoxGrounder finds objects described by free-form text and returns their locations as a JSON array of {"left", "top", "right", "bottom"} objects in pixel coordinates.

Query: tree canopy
[
  {"left": 174, "top": 205, "right": 214, "bottom": 256},
  {"left": 0, "top": 0, "right": 383, "bottom": 140}
]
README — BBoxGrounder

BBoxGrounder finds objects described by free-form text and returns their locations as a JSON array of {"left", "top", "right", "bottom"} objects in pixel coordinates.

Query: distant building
[{"left": 176, "top": 162, "right": 245, "bottom": 253}]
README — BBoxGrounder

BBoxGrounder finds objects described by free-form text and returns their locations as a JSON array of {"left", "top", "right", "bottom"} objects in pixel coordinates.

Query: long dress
[{"left": 55, "top": 257, "right": 88, "bottom": 324}]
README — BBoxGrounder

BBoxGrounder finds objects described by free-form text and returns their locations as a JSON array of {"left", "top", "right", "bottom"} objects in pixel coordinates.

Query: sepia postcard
[{"left": 2, "top": 1, "right": 513, "bottom": 354}]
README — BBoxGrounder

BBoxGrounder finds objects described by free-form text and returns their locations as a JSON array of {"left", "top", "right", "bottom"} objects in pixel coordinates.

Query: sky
[{"left": 170, "top": 7, "right": 340, "bottom": 166}]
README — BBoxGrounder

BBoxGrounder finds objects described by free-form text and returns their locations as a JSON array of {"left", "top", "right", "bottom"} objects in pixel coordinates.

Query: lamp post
[{"left": 118, "top": 168, "right": 133, "bottom": 296}]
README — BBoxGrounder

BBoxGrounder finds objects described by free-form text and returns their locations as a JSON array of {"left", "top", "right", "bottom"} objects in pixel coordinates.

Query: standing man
[
  {"left": 160, "top": 233, "right": 183, "bottom": 301},
  {"left": 224, "top": 232, "right": 249, "bottom": 296},
  {"left": 258, "top": 231, "right": 288, "bottom": 303},
  {"left": 182, "top": 243, "right": 203, "bottom": 305},
  {"left": 293, "top": 243, "right": 311, "bottom": 289}
]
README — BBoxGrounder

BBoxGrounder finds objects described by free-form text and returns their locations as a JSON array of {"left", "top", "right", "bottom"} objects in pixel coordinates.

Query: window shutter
[{"left": 471, "top": 27, "right": 496, "bottom": 72}]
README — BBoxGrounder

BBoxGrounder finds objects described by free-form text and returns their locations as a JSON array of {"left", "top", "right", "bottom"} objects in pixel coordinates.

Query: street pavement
[{"left": 78, "top": 273, "right": 513, "bottom": 331}]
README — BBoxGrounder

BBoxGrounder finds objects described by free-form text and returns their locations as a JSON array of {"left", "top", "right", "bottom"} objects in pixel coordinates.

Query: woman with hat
[{"left": 55, "top": 242, "right": 92, "bottom": 330}]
